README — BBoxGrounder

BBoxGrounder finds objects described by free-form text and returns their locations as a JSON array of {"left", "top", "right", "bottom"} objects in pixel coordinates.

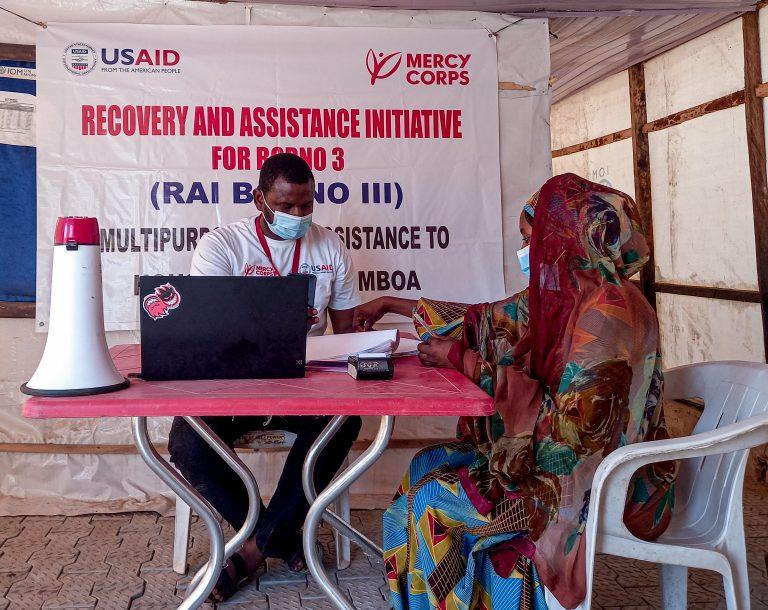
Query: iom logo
[
  {"left": 62, "top": 43, "right": 97, "bottom": 75},
  {"left": 366, "top": 49, "right": 402, "bottom": 85}
]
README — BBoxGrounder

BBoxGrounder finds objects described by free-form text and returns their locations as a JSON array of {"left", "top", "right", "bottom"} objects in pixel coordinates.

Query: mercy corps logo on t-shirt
[
  {"left": 242, "top": 262, "right": 335, "bottom": 277},
  {"left": 243, "top": 263, "right": 277, "bottom": 277}
]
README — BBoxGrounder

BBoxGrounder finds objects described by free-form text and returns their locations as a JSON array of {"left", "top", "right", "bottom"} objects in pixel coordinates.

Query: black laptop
[{"left": 138, "top": 275, "right": 315, "bottom": 381}]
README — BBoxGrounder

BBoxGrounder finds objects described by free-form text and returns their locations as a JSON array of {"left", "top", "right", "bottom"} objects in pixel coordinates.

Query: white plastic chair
[
  {"left": 172, "top": 429, "right": 351, "bottom": 574},
  {"left": 583, "top": 361, "right": 768, "bottom": 610}
]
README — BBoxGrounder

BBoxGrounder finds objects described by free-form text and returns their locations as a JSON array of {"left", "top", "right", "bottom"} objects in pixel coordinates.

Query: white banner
[{"left": 37, "top": 23, "right": 506, "bottom": 330}]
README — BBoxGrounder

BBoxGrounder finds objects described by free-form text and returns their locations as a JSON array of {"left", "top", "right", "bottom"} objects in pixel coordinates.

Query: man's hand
[
  {"left": 417, "top": 336, "right": 456, "bottom": 368},
  {"left": 353, "top": 297, "right": 387, "bottom": 332},
  {"left": 328, "top": 307, "right": 356, "bottom": 334},
  {"left": 307, "top": 307, "right": 319, "bottom": 332}
]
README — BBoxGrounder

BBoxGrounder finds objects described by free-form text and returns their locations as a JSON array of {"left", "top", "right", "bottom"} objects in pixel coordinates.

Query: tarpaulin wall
[
  {"left": 551, "top": 14, "right": 767, "bottom": 480},
  {"left": 0, "top": 2, "right": 551, "bottom": 515},
  {"left": 552, "top": 16, "right": 765, "bottom": 367}
]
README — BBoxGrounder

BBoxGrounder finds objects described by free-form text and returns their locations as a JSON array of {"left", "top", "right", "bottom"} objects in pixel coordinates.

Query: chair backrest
[{"left": 663, "top": 361, "right": 768, "bottom": 533}]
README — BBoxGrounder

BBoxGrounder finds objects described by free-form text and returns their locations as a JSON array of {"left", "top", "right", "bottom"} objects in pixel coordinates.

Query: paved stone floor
[{"left": 0, "top": 482, "right": 766, "bottom": 609}]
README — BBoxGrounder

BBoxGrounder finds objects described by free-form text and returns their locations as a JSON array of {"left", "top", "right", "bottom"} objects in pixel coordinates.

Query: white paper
[
  {"left": 394, "top": 337, "right": 421, "bottom": 356},
  {"left": 307, "top": 329, "right": 399, "bottom": 362}
]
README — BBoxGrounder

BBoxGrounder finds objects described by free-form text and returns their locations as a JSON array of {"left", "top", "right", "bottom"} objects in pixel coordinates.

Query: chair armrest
[
  {"left": 586, "top": 413, "right": 768, "bottom": 541},
  {"left": 596, "top": 412, "right": 768, "bottom": 479}
]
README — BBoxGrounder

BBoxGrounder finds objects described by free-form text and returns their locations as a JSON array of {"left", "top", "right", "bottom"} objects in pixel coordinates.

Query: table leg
[
  {"left": 183, "top": 416, "right": 261, "bottom": 594},
  {"left": 302, "top": 416, "right": 383, "bottom": 560},
  {"left": 132, "top": 417, "right": 224, "bottom": 610},
  {"left": 303, "top": 415, "right": 395, "bottom": 610}
]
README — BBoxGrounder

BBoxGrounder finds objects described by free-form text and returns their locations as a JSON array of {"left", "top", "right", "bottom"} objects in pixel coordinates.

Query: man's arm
[
  {"left": 327, "top": 239, "right": 361, "bottom": 333},
  {"left": 328, "top": 307, "right": 356, "bottom": 334},
  {"left": 353, "top": 296, "right": 417, "bottom": 331}
]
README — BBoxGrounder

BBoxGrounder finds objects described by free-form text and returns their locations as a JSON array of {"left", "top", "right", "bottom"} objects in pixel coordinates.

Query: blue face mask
[
  {"left": 517, "top": 245, "right": 530, "bottom": 279},
  {"left": 263, "top": 199, "right": 312, "bottom": 240}
]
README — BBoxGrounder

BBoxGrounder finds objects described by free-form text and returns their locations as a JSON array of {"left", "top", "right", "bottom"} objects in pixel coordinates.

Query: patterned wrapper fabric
[
  {"left": 383, "top": 173, "right": 677, "bottom": 610},
  {"left": 412, "top": 299, "right": 469, "bottom": 341}
]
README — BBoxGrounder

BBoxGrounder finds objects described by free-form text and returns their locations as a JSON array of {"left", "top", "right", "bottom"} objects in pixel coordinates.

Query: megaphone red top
[{"left": 54, "top": 216, "right": 100, "bottom": 246}]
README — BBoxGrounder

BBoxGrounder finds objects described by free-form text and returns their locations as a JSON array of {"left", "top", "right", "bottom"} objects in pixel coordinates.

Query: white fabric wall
[
  {"left": 649, "top": 107, "right": 758, "bottom": 292},
  {"left": 0, "top": 2, "right": 552, "bottom": 514},
  {"left": 551, "top": 70, "right": 635, "bottom": 195},
  {"left": 551, "top": 15, "right": 765, "bottom": 370},
  {"left": 551, "top": 70, "right": 631, "bottom": 151},
  {"left": 644, "top": 17, "right": 744, "bottom": 122}
]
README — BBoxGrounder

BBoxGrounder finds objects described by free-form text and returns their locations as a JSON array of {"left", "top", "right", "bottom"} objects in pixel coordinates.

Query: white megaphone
[{"left": 21, "top": 217, "right": 129, "bottom": 396}]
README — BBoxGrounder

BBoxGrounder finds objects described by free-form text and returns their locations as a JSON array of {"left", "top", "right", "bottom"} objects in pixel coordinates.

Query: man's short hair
[{"left": 258, "top": 153, "right": 314, "bottom": 193}]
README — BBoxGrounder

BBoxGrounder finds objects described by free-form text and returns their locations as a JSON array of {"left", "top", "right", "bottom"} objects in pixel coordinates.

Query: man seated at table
[{"left": 168, "top": 153, "right": 362, "bottom": 602}]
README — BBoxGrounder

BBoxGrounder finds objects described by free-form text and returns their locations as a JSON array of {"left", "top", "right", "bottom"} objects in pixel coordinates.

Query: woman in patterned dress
[{"left": 353, "top": 174, "right": 677, "bottom": 609}]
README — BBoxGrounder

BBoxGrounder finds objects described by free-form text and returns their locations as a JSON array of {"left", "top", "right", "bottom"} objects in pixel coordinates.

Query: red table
[{"left": 23, "top": 344, "right": 494, "bottom": 610}]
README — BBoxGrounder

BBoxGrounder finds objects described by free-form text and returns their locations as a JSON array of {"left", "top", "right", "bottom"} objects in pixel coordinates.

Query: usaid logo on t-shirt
[{"left": 299, "top": 262, "right": 335, "bottom": 275}]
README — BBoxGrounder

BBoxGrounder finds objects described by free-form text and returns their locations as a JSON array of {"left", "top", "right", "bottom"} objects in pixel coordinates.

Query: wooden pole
[
  {"left": 743, "top": 12, "right": 768, "bottom": 363},
  {"left": 551, "top": 128, "right": 633, "bottom": 158},
  {"left": 0, "top": 302, "right": 35, "bottom": 318},
  {"left": 628, "top": 63, "right": 656, "bottom": 309},
  {"left": 642, "top": 90, "right": 745, "bottom": 133},
  {"left": 0, "top": 43, "right": 35, "bottom": 62}
]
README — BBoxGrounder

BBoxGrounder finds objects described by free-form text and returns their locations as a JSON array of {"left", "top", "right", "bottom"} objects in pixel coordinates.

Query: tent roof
[
  {"left": 224, "top": 1, "right": 753, "bottom": 12},
  {"left": 232, "top": 1, "right": 753, "bottom": 99},
  {"left": 0, "top": 1, "right": 756, "bottom": 100},
  {"left": 549, "top": 10, "right": 746, "bottom": 100}
]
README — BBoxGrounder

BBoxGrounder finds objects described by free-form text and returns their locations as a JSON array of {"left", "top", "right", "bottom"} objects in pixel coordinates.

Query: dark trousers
[{"left": 168, "top": 415, "right": 362, "bottom": 559}]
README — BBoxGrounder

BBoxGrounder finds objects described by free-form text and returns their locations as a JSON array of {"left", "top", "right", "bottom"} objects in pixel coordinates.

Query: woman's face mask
[
  {"left": 517, "top": 245, "right": 530, "bottom": 279},
  {"left": 263, "top": 199, "right": 312, "bottom": 240}
]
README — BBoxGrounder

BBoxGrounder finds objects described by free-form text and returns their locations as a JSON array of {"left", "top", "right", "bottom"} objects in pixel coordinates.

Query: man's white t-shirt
[{"left": 190, "top": 216, "right": 361, "bottom": 336}]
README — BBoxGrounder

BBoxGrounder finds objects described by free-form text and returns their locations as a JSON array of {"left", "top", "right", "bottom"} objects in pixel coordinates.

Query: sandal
[
  {"left": 285, "top": 540, "right": 326, "bottom": 573},
  {"left": 208, "top": 539, "right": 266, "bottom": 603},
  {"left": 208, "top": 552, "right": 250, "bottom": 603},
  {"left": 286, "top": 549, "right": 308, "bottom": 573}
]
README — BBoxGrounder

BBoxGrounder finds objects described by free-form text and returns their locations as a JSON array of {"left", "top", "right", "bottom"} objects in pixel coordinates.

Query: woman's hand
[
  {"left": 353, "top": 297, "right": 388, "bottom": 331},
  {"left": 307, "top": 307, "right": 319, "bottom": 332},
  {"left": 417, "top": 336, "right": 456, "bottom": 368}
]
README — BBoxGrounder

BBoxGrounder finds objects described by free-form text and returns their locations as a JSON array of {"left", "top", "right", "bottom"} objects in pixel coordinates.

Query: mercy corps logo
[
  {"left": 365, "top": 48, "right": 471, "bottom": 86},
  {"left": 63, "top": 43, "right": 180, "bottom": 76},
  {"left": 242, "top": 262, "right": 334, "bottom": 277}
]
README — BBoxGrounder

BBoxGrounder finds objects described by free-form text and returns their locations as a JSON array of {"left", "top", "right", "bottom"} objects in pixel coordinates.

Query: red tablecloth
[{"left": 23, "top": 344, "right": 494, "bottom": 419}]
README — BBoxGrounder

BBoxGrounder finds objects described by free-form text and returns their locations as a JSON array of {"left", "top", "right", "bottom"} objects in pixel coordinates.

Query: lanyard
[{"left": 255, "top": 215, "right": 301, "bottom": 276}]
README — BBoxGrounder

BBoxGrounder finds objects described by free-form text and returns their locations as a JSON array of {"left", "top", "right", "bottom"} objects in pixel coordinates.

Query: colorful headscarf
[
  {"left": 526, "top": 173, "right": 650, "bottom": 391},
  {"left": 522, "top": 189, "right": 540, "bottom": 220}
]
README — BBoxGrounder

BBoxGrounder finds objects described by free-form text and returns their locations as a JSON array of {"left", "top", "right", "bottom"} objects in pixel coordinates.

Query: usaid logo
[
  {"left": 299, "top": 262, "right": 334, "bottom": 275},
  {"left": 101, "top": 48, "right": 180, "bottom": 67},
  {"left": 62, "top": 43, "right": 97, "bottom": 75},
  {"left": 366, "top": 48, "right": 471, "bottom": 86}
]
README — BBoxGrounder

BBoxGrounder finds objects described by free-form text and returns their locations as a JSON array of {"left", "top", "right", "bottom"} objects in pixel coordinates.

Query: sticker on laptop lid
[{"left": 143, "top": 283, "right": 181, "bottom": 320}]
